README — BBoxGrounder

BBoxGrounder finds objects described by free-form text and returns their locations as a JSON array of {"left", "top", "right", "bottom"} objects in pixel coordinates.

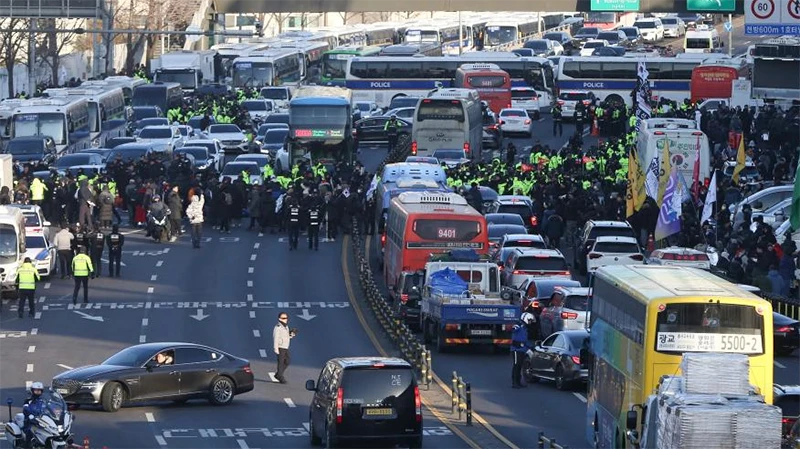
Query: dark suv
[
  {"left": 482, "top": 112, "right": 503, "bottom": 150},
  {"left": 774, "top": 385, "right": 800, "bottom": 439},
  {"left": 306, "top": 357, "right": 422, "bottom": 448},
  {"left": 3, "top": 136, "right": 57, "bottom": 164},
  {"left": 391, "top": 271, "right": 425, "bottom": 329}
]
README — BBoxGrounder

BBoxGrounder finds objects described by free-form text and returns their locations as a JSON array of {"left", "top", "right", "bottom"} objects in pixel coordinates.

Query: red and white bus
[
  {"left": 454, "top": 63, "right": 511, "bottom": 114},
  {"left": 383, "top": 191, "right": 489, "bottom": 290},
  {"left": 584, "top": 12, "right": 638, "bottom": 30},
  {"left": 690, "top": 62, "right": 750, "bottom": 102}
]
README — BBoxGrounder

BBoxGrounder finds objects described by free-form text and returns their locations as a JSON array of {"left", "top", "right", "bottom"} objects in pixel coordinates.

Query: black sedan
[
  {"left": 482, "top": 113, "right": 503, "bottom": 150},
  {"left": 488, "top": 224, "right": 528, "bottom": 247},
  {"left": 523, "top": 329, "right": 590, "bottom": 390},
  {"left": 52, "top": 342, "right": 254, "bottom": 412},
  {"left": 774, "top": 312, "right": 800, "bottom": 356},
  {"left": 354, "top": 116, "right": 411, "bottom": 144}
]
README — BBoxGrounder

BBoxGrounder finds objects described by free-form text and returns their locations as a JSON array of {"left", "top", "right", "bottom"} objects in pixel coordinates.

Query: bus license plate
[
  {"left": 471, "top": 329, "right": 492, "bottom": 336},
  {"left": 365, "top": 408, "right": 393, "bottom": 416}
]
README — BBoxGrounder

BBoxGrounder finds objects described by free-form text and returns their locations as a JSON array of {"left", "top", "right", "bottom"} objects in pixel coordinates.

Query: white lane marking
[
  {"left": 249, "top": 311, "right": 256, "bottom": 318},
  {"left": 156, "top": 260, "right": 163, "bottom": 267},
  {"left": 162, "top": 248, "right": 170, "bottom": 254},
  {"left": 30, "top": 328, "right": 38, "bottom": 335},
  {"left": 142, "top": 318, "right": 149, "bottom": 326},
  {"left": 155, "top": 435, "right": 167, "bottom": 446},
  {"left": 573, "top": 392, "right": 587, "bottom": 403},
  {"left": 252, "top": 330, "right": 261, "bottom": 338},
  {"left": 250, "top": 254, "right": 257, "bottom": 261},
  {"left": 284, "top": 398, "right": 296, "bottom": 408},
  {"left": 26, "top": 364, "right": 33, "bottom": 373},
  {"left": 248, "top": 267, "right": 254, "bottom": 274},
  {"left": 775, "top": 360, "right": 787, "bottom": 369},
  {"left": 254, "top": 243, "right": 260, "bottom": 249},
  {"left": 38, "top": 296, "right": 45, "bottom": 302},
  {"left": 147, "top": 287, "right": 154, "bottom": 294},
  {"left": 268, "top": 372, "right": 278, "bottom": 382},
  {"left": 44, "top": 283, "right": 51, "bottom": 289},
  {"left": 27, "top": 345, "right": 35, "bottom": 353},
  {"left": 145, "top": 412, "right": 155, "bottom": 422},
  {"left": 237, "top": 439, "right": 250, "bottom": 449},
  {"left": 34, "top": 312, "right": 41, "bottom": 320},
  {"left": 247, "top": 280, "right": 253, "bottom": 287},
  {"left": 25, "top": 381, "right": 32, "bottom": 389},
  {"left": 247, "top": 294, "right": 253, "bottom": 302},
  {"left": 57, "top": 364, "right": 73, "bottom": 370},
  {"left": 150, "top": 275, "right": 158, "bottom": 281},
  {"left": 259, "top": 349, "right": 268, "bottom": 358},
  {"left": 139, "top": 335, "right": 147, "bottom": 343},
  {"left": 302, "top": 422, "right": 311, "bottom": 433}
]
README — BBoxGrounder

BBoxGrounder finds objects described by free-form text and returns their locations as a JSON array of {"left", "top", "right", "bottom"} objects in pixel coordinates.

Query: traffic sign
[
  {"left": 590, "top": 0, "right": 640, "bottom": 12},
  {"left": 687, "top": 0, "right": 736, "bottom": 11},
  {"left": 745, "top": 0, "right": 800, "bottom": 35},
  {"left": 724, "top": 21, "right": 733, "bottom": 31}
]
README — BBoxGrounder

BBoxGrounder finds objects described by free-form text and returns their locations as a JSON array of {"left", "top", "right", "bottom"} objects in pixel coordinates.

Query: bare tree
[
  {"left": 0, "top": 18, "right": 29, "bottom": 98},
  {"left": 338, "top": 12, "right": 357, "bottom": 26},
  {"left": 36, "top": 18, "right": 85, "bottom": 87},
  {"left": 264, "top": 13, "right": 286, "bottom": 34}
]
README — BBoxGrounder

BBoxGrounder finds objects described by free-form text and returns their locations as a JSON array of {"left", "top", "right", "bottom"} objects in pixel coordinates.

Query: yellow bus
[{"left": 585, "top": 265, "right": 774, "bottom": 449}]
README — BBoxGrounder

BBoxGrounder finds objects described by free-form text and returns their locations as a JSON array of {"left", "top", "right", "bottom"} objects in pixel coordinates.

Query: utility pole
[
  {"left": 727, "top": 13, "right": 733, "bottom": 57},
  {"left": 28, "top": 19, "right": 37, "bottom": 94}
]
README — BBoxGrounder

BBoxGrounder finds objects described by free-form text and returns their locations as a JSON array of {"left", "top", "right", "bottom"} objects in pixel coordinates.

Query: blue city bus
[{"left": 287, "top": 86, "right": 354, "bottom": 169}]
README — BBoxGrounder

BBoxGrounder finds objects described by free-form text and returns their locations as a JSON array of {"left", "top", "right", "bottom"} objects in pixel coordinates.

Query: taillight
[
  {"left": 336, "top": 387, "right": 344, "bottom": 424},
  {"left": 503, "top": 324, "right": 515, "bottom": 331},
  {"left": 243, "top": 364, "right": 252, "bottom": 374},
  {"left": 561, "top": 312, "right": 579, "bottom": 320},
  {"left": 445, "top": 324, "right": 460, "bottom": 331},
  {"left": 381, "top": 234, "right": 386, "bottom": 246},
  {"left": 414, "top": 385, "right": 422, "bottom": 422},
  {"left": 571, "top": 355, "right": 581, "bottom": 365},
  {"left": 588, "top": 253, "right": 602, "bottom": 259},
  {"left": 463, "top": 142, "right": 470, "bottom": 153},
  {"left": 531, "top": 300, "right": 540, "bottom": 309},
  {"left": 512, "top": 270, "right": 521, "bottom": 274},
  {"left": 507, "top": 103, "right": 512, "bottom": 109},
  {"left": 400, "top": 294, "right": 409, "bottom": 304},
  {"left": 530, "top": 216, "right": 538, "bottom": 226},
  {"left": 776, "top": 326, "right": 793, "bottom": 332},
  {"left": 557, "top": 100, "right": 564, "bottom": 105},
  {"left": 630, "top": 254, "right": 644, "bottom": 261},
  {"left": 524, "top": 119, "right": 531, "bottom": 125},
  {"left": 411, "top": 141, "right": 417, "bottom": 155}
]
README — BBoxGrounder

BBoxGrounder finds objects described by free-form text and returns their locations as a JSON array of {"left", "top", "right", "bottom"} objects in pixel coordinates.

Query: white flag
[
  {"left": 645, "top": 153, "right": 660, "bottom": 199},
  {"left": 701, "top": 171, "right": 717, "bottom": 225},
  {"left": 365, "top": 174, "right": 379, "bottom": 200}
]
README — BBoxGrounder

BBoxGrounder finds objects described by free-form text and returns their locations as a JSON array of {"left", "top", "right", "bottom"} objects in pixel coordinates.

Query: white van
[
  {"left": 260, "top": 86, "right": 293, "bottom": 111},
  {"left": 0, "top": 206, "right": 27, "bottom": 295},
  {"left": 684, "top": 28, "right": 722, "bottom": 54},
  {"left": 637, "top": 118, "right": 711, "bottom": 187}
]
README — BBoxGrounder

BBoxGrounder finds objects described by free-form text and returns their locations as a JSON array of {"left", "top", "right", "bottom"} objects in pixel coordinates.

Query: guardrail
[
  {"left": 451, "top": 371, "right": 473, "bottom": 425},
  {"left": 538, "top": 432, "right": 569, "bottom": 449}
]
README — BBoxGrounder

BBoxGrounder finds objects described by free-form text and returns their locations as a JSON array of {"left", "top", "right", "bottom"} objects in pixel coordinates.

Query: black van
[{"left": 306, "top": 357, "right": 422, "bottom": 448}]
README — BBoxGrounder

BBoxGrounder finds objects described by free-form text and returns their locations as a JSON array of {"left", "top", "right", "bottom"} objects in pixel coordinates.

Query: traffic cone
[
  {"left": 591, "top": 117, "right": 599, "bottom": 136},
  {"left": 646, "top": 233, "right": 655, "bottom": 253},
  {"left": 83, "top": 436, "right": 90, "bottom": 449}
]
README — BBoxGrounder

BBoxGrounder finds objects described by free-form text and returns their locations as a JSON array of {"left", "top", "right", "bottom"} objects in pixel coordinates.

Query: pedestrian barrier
[
  {"left": 451, "top": 371, "right": 472, "bottom": 426},
  {"left": 538, "top": 431, "right": 569, "bottom": 449}
]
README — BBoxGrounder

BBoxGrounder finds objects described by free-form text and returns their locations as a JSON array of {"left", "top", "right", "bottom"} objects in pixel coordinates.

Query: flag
[
  {"left": 791, "top": 162, "right": 800, "bottom": 231},
  {"left": 655, "top": 168, "right": 682, "bottom": 241},
  {"left": 366, "top": 174, "right": 379, "bottom": 200},
  {"left": 645, "top": 152, "right": 660, "bottom": 199},
  {"left": 732, "top": 134, "right": 746, "bottom": 184},
  {"left": 701, "top": 170, "right": 717, "bottom": 225},
  {"left": 635, "top": 61, "right": 652, "bottom": 133},
  {"left": 657, "top": 139, "right": 672, "bottom": 205},
  {"left": 626, "top": 148, "right": 646, "bottom": 218},
  {"left": 691, "top": 138, "right": 701, "bottom": 204}
]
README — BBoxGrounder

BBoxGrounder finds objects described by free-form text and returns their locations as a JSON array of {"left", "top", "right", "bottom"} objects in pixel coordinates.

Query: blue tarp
[
  {"left": 428, "top": 268, "right": 468, "bottom": 296},
  {"left": 448, "top": 249, "right": 480, "bottom": 262}
]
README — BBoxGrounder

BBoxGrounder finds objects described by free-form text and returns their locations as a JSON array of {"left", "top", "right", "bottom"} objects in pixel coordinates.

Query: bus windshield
[
  {"left": 290, "top": 105, "right": 348, "bottom": 127},
  {"left": 155, "top": 70, "right": 197, "bottom": 89},
  {"left": 0, "top": 225, "right": 18, "bottom": 262},
  {"left": 417, "top": 100, "right": 464, "bottom": 122},
  {"left": 485, "top": 26, "right": 517, "bottom": 46},
  {"left": 233, "top": 62, "right": 273, "bottom": 88},
  {"left": 685, "top": 38, "right": 710, "bottom": 49},
  {"left": 13, "top": 113, "right": 66, "bottom": 145},
  {"left": 322, "top": 54, "right": 351, "bottom": 79},
  {"left": 655, "top": 303, "right": 764, "bottom": 354},
  {"left": 405, "top": 30, "right": 439, "bottom": 43}
]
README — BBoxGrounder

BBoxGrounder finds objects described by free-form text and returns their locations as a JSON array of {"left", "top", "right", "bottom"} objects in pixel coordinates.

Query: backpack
[{"left": 222, "top": 192, "right": 233, "bottom": 206}]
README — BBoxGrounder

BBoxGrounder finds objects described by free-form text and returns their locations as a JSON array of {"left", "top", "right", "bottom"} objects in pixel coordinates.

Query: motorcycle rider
[
  {"left": 147, "top": 195, "right": 171, "bottom": 241},
  {"left": 22, "top": 382, "right": 46, "bottom": 446},
  {"left": 511, "top": 313, "right": 534, "bottom": 389}
]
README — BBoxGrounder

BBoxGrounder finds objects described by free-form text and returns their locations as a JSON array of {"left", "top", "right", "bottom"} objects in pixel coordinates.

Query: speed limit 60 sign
[{"left": 745, "top": 0, "right": 800, "bottom": 35}]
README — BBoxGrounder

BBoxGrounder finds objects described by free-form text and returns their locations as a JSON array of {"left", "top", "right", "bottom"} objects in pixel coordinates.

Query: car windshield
[
  {"left": 209, "top": 124, "right": 241, "bottom": 134},
  {"left": 222, "top": 164, "right": 259, "bottom": 176},
  {"left": 543, "top": 33, "right": 563, "bottom": 41},
  {"left": 132, "top": 108, "right": 159, "bottom": 120},
  {"left": 587, "top": 226, "right": 637, "bottom": 240},
  {"left": 25, "top": 235, "right": 46, "bottom": 248},
  {"left": 433, "top": 150, "right": 466, "bottom": 159},
  {"left": 576, "top": 27, "right": 599, "bottom": 37},
  {"left": 661, "top": 18, "right": 678, "bottom": 25},
  {"left": 505, "top": 238, "right": 545, "bottom": 249},
  {"left": 620, "top": 28, "right": 638, "bottom": 37},
  {"left": 22, "top": 212, "right": 41, "bottom": 227},
  {"left": 584, "top": 41, "right": 605, "bottom": 48},
  {"left": 236, "top": 157, "right": 267, "bottom": 167},
  {"left": 265, "top": 114, "right": 290, "bottom": 125},
  {"left": 526, "top": 41, "right": 548, "bottom": 50},
  {"left": 594, "top": 241, "right": 640, "bottom": 253},
  {"left": 107, "top": 149, "right": 147, "bottom": 161},
  {"left": 501, "top": 110, "right": 526, "bottom": 117},
  {"left": 260, "top": 88, "right": 288, "bottom": 100},
  {"left": 138, "top": 128, "right": 172, "bottom": 139},
  {"left": 634, "top": 21, "right": 656, "bottom": 29},
  {"left": 264, "top": 129, "right": 288, "bottom": 144},
  {"left": 137, "top": 118, "right": 168, "bottom": 128},
  {"left": 192, "top": 143, "right": 217, "bottom": 155},
  {"left": 178, "top": 148, "right": 208, "bottom": 160},
  {"left": 598, "top": 33, "right": 619, "bottom": 41},
  {"left": 356, "top": 103, "right": 372, "bottom": 112},
  {"left": 564, "top": 295, "right": 589, "bottom": 311},
  {"left": 243, "top": 101, "right": 271, "bottom": 112},
  {"left": 498, "top": 204, "right": 532, "bottom": 218},
  {"left": 102, "top": 346, "right": 153, "bottom": 367},
  {"left": 341, "top": 368, "right": 414, "bottom": 399},
  {"left": 106, "top": 138, "right": 134, "bottom": 148},
  {"left": 512, "top": 90, "right": 536, "bottom": 100},
  {"left": 55, "top": 154, "right": 91, "bottom": 168},
  {"left": 516, "top": 256, "right": 568, "bottom": 271},
  {"left": 5, "top": 140, "right": 44, "bottom": 155},
  {"left": 488, "top": 214, "right": 525, "bottom": 225},
  {"left": 489, "top": 225, "right": 527, "bottom": 241}
]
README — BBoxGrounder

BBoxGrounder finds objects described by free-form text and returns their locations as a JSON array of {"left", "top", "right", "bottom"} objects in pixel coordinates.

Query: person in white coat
[{"left": 185, "top": 194, "right": 205, "bottom": 248}]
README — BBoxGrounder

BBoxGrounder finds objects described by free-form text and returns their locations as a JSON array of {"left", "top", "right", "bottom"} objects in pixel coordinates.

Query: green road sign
[
  {"left": 591, "top": 0, "right": 640, "bottom": 11},
  {"left": 686, "top": 0, "right": 735, "bottom": 11}
]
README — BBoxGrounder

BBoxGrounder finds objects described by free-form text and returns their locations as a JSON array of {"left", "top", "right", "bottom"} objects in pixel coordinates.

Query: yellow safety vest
[
  {"left": 30, "top": 179, "right": 47, "bottom": 201},
  {"left": 72, "top": 254, "right": 94, "bottom": 277},
  {"left": 17, "top": 262, "right": 39, "bottom": 290}
]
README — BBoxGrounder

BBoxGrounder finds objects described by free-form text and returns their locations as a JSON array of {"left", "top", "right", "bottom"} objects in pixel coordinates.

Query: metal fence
[{"left": 538, "top": 432, "right": 569, "bottom": 449}]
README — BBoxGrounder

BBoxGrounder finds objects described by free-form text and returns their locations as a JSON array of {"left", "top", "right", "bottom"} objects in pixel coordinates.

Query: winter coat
[
  {"left": 248, "top": 190, "right": 262, "bottom": 219},
  {"left": 166, "top": 191, "right": 183, "bottom": 220},
  {"left": 186, "top": 195, "right": 205, "bottom": 224},
  {"left": 98, "top": 190, "right": 114, "bottom": 222}
]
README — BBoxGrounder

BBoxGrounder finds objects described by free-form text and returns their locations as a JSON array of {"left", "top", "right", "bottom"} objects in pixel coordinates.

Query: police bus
[
  {"left": 345, "top": 53, "right": 555, "bottom": 108},
  {"left": 484, "top": 16, "right": 544, "bottom": 49},
  {"left": 231, "top": 48, "right": 303, "bottom": 89},
  {"left": 410, "top": 88, "right": 483, "bottom": 161},
  {"left": 42, "top": 86, "right": 127, "bottom": 147},
  {"left": 131, "top": 82, "right": 183, "bottom": 115},
  {"left": 321, "top": 45, "right": 385, "bottom": 86},
  {"left": 9, "top": 97, "right": 91, "bottom": 154}
]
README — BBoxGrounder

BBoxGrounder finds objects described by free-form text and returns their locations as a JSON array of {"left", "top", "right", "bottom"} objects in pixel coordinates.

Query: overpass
[
  {"left": 212, "top": 0, "right": 745, "bottom": 14},
  {"left": 0, "top": 0, "right": 105, "bottom": 18}
]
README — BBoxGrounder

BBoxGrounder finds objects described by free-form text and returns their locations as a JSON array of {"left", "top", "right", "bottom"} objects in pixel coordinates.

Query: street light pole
[{"left": 27, "top": 20, "right": 37, "bottom": 95}]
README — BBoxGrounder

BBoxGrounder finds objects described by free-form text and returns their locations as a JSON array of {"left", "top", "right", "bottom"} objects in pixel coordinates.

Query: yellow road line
[{"left": 341, "top": 235, "right": 481, "bottom": 449}]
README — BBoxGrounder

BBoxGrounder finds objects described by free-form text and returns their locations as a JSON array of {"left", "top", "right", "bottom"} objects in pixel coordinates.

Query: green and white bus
[{"left": 320, "top": 45, "right": 384, "bottom": 86}]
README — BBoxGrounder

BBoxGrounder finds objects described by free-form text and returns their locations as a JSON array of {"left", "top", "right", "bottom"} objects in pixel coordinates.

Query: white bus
[
  {"left": 42, "top": 86, "right": 127, "bottom": 146},
  {"left": 411, "top": 88, "right": 483, "bottom": 161},
  {"left": 484, "top": 16, "right": 544, "bottom": 48},
  {"left": 684, "top": 28, "right": 723, "bottom": 54},
  {"left": 345, "top": 53, "right": 555, "bottom": 108},
  {"left": 556, "top": 55, "right": 724, "bottom": 106},
  {"left": 0, "top": 206, "right": 26, "bottom": 295},
  {"left": 9, "top": 97, "right": 91, "bottom": 154},
  {"left": 637, "top": 118, "right": 711, "bottom": 187},
  {"left": 212, "top": 42, "right": 274, "bottom": 79},
  {"left": 80, "top": 76, "right": 146, "bottom": 105},
  {"left": 231, "top": 48, "right": 304, "bottom": 89}
]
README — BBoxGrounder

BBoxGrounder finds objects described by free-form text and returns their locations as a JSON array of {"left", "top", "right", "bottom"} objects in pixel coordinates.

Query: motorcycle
[
  {"left": 147, "top": 210, "right": 170, "bottom": 243},
  {"left": 4, "top": 390, "right": 75, "bottom": 449}
]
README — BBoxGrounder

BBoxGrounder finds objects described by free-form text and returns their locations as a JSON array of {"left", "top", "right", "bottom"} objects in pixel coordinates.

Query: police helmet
[
  {"left": 520, "top": 312, "right": 535, "bottom": 325},
  {"left": 152, "top": 195, "right": 161, "bottom": 202},
  {"left": 390, "top": 114, "right": 397, "bottom": 119},
  {"left": 30, "top": 381, "right": 44, "bottom": 398}
]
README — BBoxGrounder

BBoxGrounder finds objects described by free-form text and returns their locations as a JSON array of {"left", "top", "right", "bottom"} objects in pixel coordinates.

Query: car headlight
[
  {"left": 255, "top": 140, "right": 262, "bottom": 145},
  {"left": 81, "top": 381, "right": 102, "bottom": 389},
  {"left": 35, "top": 249, "right": 49, "bottom": 261},
  {"left": 91, "top": 138, "right": 101, "bottom": 148},
  {"left": 241, "top": 137, "right": 248, "bottom": 143}
]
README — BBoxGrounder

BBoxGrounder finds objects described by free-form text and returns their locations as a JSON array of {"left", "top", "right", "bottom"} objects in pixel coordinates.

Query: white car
[
  {"left": 431, "top": 149, "right": 469, "bottom": 168},
  {"left": 586, "top": 236, "right": 644, "bottom": 272},
  {"left": 24, "top": 233, "right": 56, "bottom": 277},
  {"left": 355, "top": 101, "right": 381, "bottom": 119},
  {"left": 8, "top": 204, "right": 50, "bottom": 235},
  {"left": 556, "top": 91, "right": 595, "bottom": 119},
  {"left": 202, "top": 124, "right": 248, "bottom": 153},
  {"left": 660, "top": 16, "right": 686, "bottom": 38},
  {"left": 187, "top": 139, "right": 222, "bottom": 172},
  {"left": 234, "top": 154, "right": 271, "bottom": 176},
  {"left": 633, "top": 18, "right": 664, "bottom": 42},
  {"left": 539, "top": 286, "right": 591, "bottom": 336},
  {"left": 219, "top": 161, "right": 263, "bottom": 185},
  {"left": 241, "top": 99, "right": 275, "bottom": 122},
  {"left": 498, "top": 108, "right": 533, "bottom": 137},
  {"left": 579, "top": 39, "right": 609, "bottom": 57},
  {"left": 501, "top": 248, "right": 571, "bottom": 288},
  {"left": 175, "top": 124, "right": 195, "bottom": 140},
  {"left": 510, "top": 88, "right": 542, "bottom": 120},
  {"left": 383, "top": 107, "right": 416, "bottom": 123},
  {"left": 647, "top": 247, "right": 711, "bottom": 270},
  {"left": 136, "top": 125, "right": 185, "bottom": 153}
]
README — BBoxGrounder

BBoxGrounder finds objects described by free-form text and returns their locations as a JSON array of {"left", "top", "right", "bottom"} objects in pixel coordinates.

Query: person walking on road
[
  {"left": 185, "top": 194, "right": 205, "bottom": 249},
  {"left": 72, "top": 247, "right": 94, "bottom": 305},
  {"left": 16, "top": 257, "right": 39, "bottom": 318},
  {"left": 106, "top": 225, "right": 125, "bottom": 277},
  {"left": 511, "top": 313, "right": 534, "bottom": 389},
  {"left": 272, "top": 312, "right": 296, "bottom": 384},
  {"left": 53, "top": 223, "right": 74, "bottom": 279}
]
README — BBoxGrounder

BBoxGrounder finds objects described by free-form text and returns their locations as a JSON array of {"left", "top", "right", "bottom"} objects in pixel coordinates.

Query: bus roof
[
  {"left": 326, "top": 45, "right": 383, "bottom": 54},
  {"left": 391, "top": 191, "right": 481, "bottom": 216},
  {"left": 291, "top": 85, "right": 352, "bottom": 103},
  {"left": 594, "top": 265, "right": 764, "bottom": 304},
  {"left": 381, "top": 162, "right": 446, "bottom": 183},
  {"left": 427, "top": 88, "right": 480, "bottom": 101}
]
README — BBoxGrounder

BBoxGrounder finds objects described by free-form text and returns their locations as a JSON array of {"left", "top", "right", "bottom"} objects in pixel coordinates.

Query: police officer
[
  {"left": 287, "top": 199, "right": 301, "bottom": 250},
  {"left": 384, "top": 115, "right": 401, "bottom": 153},
  {"left": 307, "top": 201, "right": 321, "bottom": 251},
  {"left": 574, "top": 101, "right": 587, "bottom": 136},
  {"left": 72, "top": 247, "right": 94, "bottom": 305},
  {"left": 90, "top": 229, "right": 105, "bottom": 278},
  {"left": 552, "top": 102, "right": 563, "bottom": 137},
  {"left": 511, "top": 312, "right": 534, "bottom": 388},
  {"left": 72, "top": 224, "right": 89, "bottom": 256},
  {"left": 16, "top": 257, "right": 39, "bottom": 318},
  {"left": 106, "top": 224, "right": 125, "bottom": 277}
]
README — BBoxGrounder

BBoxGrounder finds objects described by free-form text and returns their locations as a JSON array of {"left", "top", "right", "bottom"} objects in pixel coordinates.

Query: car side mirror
[
  {"left": 305, "top": 380, "right": 316, "bottom": 391},
  {"left": 43, "top": 221, "right": 51, "bottom": 227},
  {"left": 626, "top": 410, "right": 638, "bottom": 430},
  {"left": 145, "top": 360, "right": 158, "bottom": 371},
  {"left": 534, "top": 340, "right": 542, "bottom": 348}
]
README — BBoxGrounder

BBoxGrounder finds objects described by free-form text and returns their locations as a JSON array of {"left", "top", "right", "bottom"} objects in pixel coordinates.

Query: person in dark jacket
[
  {"left": 166, "top": 186, "right": 183, "bottom": 240},
  {"left": 544, "top": 208, "right": 565, "bottom": 249}
]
